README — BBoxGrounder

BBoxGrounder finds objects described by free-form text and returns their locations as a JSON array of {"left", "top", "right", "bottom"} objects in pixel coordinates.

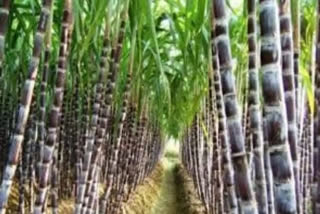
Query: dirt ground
[
  {"left": 7, "top": 143, "right": 205, "bottom": 214},
  {"left": 122, "top": 154, "right": 206, "bottom": 214}
]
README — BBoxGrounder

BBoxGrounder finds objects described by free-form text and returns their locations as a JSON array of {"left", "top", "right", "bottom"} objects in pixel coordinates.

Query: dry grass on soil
[
  {"left": 6, "top": 181, "right": 74, "bottom": 214},
  {"left": 175, "top": 165, "right": 206, "bottom": 214},
  {"left": 121, "top": 164, "right": 165, "bottom": 214},
  {"left": 121, "top": 159, "right": 206, "bottom": 214},
  {"left": 6, "top": 159, "right": 205, "bottom": 214}
]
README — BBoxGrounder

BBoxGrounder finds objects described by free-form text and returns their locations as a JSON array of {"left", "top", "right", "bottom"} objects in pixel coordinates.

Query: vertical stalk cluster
[
  {"left": 180, "top": 1, "right": 316, "bottom": 214},
  {"left": 213, "top": 0, "right": 257, "bottom": 213},
  {"left": 0, "top": 1, "right": 53, "bottom": 213},
  {"left": 279, "top": 0, "right": 300, "bottom": 209},
  {"left": 247, "top": 0, "right": 268, "bottom": 213},
  {"left": 33, "top": 0, "right": 73, "bottom": 213},
  {"left": 259, "top": 0, "right": 296, "bottom": 213}
]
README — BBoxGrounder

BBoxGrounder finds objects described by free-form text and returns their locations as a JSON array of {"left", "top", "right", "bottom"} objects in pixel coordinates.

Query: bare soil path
[
  {"left": 151, "top": 157, "right": 184, "bottom": 214},
  {"left": 123, "top": 142, "right": 205, "bottom": 214}
]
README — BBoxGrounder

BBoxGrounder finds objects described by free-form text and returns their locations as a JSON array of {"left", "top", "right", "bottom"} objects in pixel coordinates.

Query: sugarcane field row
[{"left": 0, "top": 0, "right": 319, "bottom": 213}]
